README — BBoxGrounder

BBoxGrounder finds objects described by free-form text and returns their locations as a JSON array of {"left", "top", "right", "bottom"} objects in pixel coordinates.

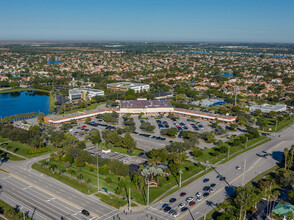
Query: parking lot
[{"left": 62, "top": 114, "right": 244, "bottom": 153}]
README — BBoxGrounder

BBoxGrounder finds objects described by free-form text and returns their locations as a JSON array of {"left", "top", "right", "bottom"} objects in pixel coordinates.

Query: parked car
[
  {"left": 178, "top": 203, "right": 185, "bottom": 208},
  {"left": 169, "top": 198, "right": 176, "bottom": 203},
  {"left": 189, "top": 201, "right": 196, "bottom": 206},
  {"left": 186, "top": 197, "right": 194, "bottom": 202},
  {"left": 180, "top": 192, "right": 186, "bottom": 197}
]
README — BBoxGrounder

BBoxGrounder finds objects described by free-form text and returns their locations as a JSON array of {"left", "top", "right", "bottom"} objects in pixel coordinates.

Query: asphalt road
[
  {"left": 0, "top": 122, "right": 293, "bottom": 220},
  {"left": 149, "top": 124, "right": 294, "bottom": 220},
  {"left": 0, "top": 155, "right": 119, "bottom": 220}
]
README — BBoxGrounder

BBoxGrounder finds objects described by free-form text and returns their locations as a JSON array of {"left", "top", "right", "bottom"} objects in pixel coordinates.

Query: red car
[
  {"left": 180, "top": 192, "right": 186, "bottom": 197},
  {"left": 82, "top": 125, "right": 87, "bottom": 128},
  {"left": 189, "top": 201, "right": 196, "bottom": 206}
]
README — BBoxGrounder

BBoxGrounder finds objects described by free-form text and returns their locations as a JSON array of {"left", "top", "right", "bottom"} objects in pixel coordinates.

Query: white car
[
  {"left": 196, "top": 196, "right": 203, "bottom": 202},
  {"left": 236, "top": 166, "right": 241, "bottom": 170},
  {"left": 172, "top": 212, "right": 180, "bottom": 217},
  {"left": 178, "top": 203, "right": 185, "bottom": 208},
  {"left": 186, "top": 197, "right": 194, "bottom": 202},
  {"left": 209, "top": 188, "right": 215, "bottom": 193},
  {"left": 195, "top": 192, "right": 202, "bottom": 197}
]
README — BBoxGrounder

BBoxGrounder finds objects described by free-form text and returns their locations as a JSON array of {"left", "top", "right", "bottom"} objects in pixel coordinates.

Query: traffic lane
[
  {"left": 0, "top": 173, "right": 82, "bottom": 220},
  {"left": 153, "top": 139, "right": 289, "bottom": 219},
  {"left": 180, "top": 142, "right": 290, "bottom": 220},
  {"left": 1, "top": 163, "right": 114, "bottom": 216},
  {"left": 1, "top": 193, "right": 51, "bottom": 220},
  {"left": 183, "top": 155, "right": 283, "bottom": 220}
]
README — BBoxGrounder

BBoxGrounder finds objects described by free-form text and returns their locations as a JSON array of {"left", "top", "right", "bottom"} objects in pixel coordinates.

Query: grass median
[
  {"left": 95, "top": 192, "right": 128, "bottom": 209},
  {"left": 1, "top": 140, "right": 55, "bottom": 158}
]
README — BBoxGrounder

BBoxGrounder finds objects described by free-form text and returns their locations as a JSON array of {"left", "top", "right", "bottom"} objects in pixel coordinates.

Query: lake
[{"left": 0, "top": 90, "right": 50, "bottom": 118}]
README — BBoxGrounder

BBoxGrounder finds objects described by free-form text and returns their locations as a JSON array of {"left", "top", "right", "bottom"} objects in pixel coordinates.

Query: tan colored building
[{"left": 107, "top": 82, "right": 150, "bottom": 92}]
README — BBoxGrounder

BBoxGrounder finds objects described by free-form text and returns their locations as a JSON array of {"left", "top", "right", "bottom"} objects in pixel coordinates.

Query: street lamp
[
  {"left": 179, "top": 170, "right": 183, "bottom": 188},
  {"left": 96, "top": 144, "right": 100, "bottom": 192}
]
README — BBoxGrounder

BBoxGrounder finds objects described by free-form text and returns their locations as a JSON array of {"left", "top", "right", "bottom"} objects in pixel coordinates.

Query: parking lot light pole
[
  {"left": 227, "top": 145, "right": 230, "bottom": 159},
  {"left": 96, "top": 144, "right": 100, "bottom": 192},
  {"left": 179, "top": 170, "right": 183, "bottom": 187},
  {"left": 147, "top": 178, "right": 150, "bottom": 205}
]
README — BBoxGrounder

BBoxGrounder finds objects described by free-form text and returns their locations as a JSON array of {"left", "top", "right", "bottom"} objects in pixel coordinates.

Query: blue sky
[{"left": 1, "top": 0, "right": 293, "bottom": 42}]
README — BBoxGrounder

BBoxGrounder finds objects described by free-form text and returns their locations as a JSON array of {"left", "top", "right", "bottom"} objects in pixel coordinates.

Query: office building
[
  {"left": 107, "top": 82, "right": 149, "bottom": 92},
  {"left": 69, "top": 88, "right": 104, "bottom": 101}
]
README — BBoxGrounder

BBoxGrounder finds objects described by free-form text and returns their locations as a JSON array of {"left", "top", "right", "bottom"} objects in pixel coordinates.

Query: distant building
[
  {"left": 107, "top": 82, "right": 149, "bottom": 92},
  {"left": 69, "top": 88, "right": 104, "bottom": 101},
  {"left": 120, "top": 100, "right": 174, "bottom": 114},
  {"left": 249, "top": 103, "right": 287, "bottom": 113},
  {"left": 192, "top": 98, "right": 226, "bottom": 107}
]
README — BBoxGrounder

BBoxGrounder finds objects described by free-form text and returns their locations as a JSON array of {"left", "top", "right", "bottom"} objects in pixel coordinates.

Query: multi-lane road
[
  {"left": 0, "top": 155, "right": 119, "bottom": 220},
  {"left": 149, "top": 125, "right": 294, "bottom": 220},
  {"left": 0, "top": 124, "right": 293, "bottom": 220}
]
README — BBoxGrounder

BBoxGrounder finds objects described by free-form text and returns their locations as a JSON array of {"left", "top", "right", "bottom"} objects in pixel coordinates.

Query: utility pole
[
  {"left": 204, "top": 214, "right": 206, "bottom": 220},
  {"left": 275, "top": 119, "right": 278, "bottom": 132},
  {"left": 96, "top": 144, "right": 100, "bottom": 192},
  {"left": 245, "top": 136, "right": 248, "bottom": 149},
  {"left": 242, "top": 159, "right": 246, "bottom": 186},
  {"left": 129, "top": 187, "right": 131, "bottom": 212},
  {"left": 147, "top": 179, "right": 150, "bottom": 205},
  {"left": 179, "top": 170, "right": 183, "bottom": 187},
  {"left": 227, "top": 145, "right": 230, "bottom": 159}
]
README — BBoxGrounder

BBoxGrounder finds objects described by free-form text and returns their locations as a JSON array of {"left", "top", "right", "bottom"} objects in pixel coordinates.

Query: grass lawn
[
  {"left": 9, "top": 154, "right": 26, "bottom": 161},
  {"left": 62, "top": 102, "right": 105, "bottom": 114},
  {"left": 195, "top": 135, "right": 267, "bottom": 164},
  {"left": 32, "top": 163, "right": 97, "bottom": 194},
  {"left": 0, "top": 137, "right": 9, "bottom": 143},
  {"left": 0, "top": 199, "right": 31, "bottom": 220},
  {"left": 0, "top": 87, "right": 49, "bottom": 94},
  {"left": 95, "top": 192, "right": 128, "bottom": 209},
  {"left": 49, "top": 91, "right": 56, "bottom": 110},
  {"left": 262, "top": 117, "right": 294, "bottom": 132},
  {"left": 1, "top": 140, "right": 55, "bottom": 158},
  {"left": 33, "top": 159, "right": 203, "bottom": 205}
]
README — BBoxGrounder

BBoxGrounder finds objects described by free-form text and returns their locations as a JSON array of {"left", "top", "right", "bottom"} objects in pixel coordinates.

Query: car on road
[
  {"left": 186, "top": 197, "right": 194, "bottom": 202},
  {"left": 220, "top": 176, "right": 226, "bottom": 181},
  {"left": 169, "top": 198, "right": 177, "bottom": 203},
  {"left": 81, "top": 209, "right": 90, "bottom": 216},
  {"left": 180, "top": 192, "right": 187, "bottom": 197},
  {"left": 189, "top": 201, "right": 196, "bottom": 206},
  {"left": 236, "top": 166, "right": 241, "bottom": 170},
  {"left": 203, "top": 192, "right": 210, "bottom": 197},
  {"left": 203, "top": 186, "right": 210, "bottom": 191},
  {"left": 210, "top": 183, "right": 216, "bottom": 188},
  {"left": 178, "top": 203, "right": 185, "bottom": 208},
  {"left": 164, "top": 206, "right": 171, "bottom": 212},
  {"left": 181, "top": 207, "right": 188, "bottom": 212},
  {"left": 195, "top": 192, "right": 202, "bottom": 197}
]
